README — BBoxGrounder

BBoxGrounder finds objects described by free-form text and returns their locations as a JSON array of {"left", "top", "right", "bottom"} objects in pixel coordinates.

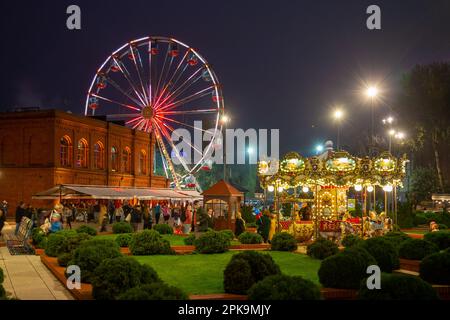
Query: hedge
[
  {"left": 76, "top": 225, "right": 97, "bottom": 236},
  {"left": 398, "top": 239, "right": 439, "bottom": 260},
  {"left": 45, "top": 230, "right": 91, "bottom": 257},
  {"left": 118, "top": 282, "right": 188, "bottom": 300},
  {"left": 153, "top": 224, "right": 174, "bottom": 235},
  {"left": 307, "top": 238, "right": 339, "bottom": 259},
  {"left": 419, "top": 251, "right": 450, "bottom": 285},
  {"left": 238, "top": 232, "right": 263, "bottom": 244},
  {"left": 341, "top": 234, "right": 363, "bottom": 248},
  {"left": 271, "top": 232, "right": 298, "bottom": 251},
  {"left": 194, "top": 230, "right": 230, "bottom": 254},
  {"left": 183, "top": 234, "right": 196, "bottom": 245},
  {"left": 219, "top": 229, "right": 235, "bottom": 242},
  {"left": 112, "top": 222, "right": 133, "bottom": 234},
  {"left": 129, "top": 230, "right": 174, "bottom": 255},
  {"left": 115, "top": 233, "right": 132, "bottom": 247},
  {"left": 247, "top": 274, "right": 321, "bottom": 300},
  {"left": 423, "top": 231, "right": 450, "bottom": 250},
  {"left": 359, "top": 237, "right": 399, "bottom": 272},
  {"left": 358, "top": 273, "right": 438, "bottom": 300}
]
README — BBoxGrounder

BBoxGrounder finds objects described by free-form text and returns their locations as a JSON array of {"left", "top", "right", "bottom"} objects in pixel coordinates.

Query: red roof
[{"left": 202, "top": 180, "right": 244, "bottom": 196}]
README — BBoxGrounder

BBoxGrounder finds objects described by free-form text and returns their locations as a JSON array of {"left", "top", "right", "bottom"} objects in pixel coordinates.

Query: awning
[{"left": 32, "top": 184, "right": 203, "bottom": 201}]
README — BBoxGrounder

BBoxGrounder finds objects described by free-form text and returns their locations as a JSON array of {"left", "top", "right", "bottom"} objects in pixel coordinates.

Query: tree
[
  {"left": 410, "top": 167, "right": 439, "bottom": 205},
  {"left": 396, "top": 62, "right": 450, "bottom": 192}
]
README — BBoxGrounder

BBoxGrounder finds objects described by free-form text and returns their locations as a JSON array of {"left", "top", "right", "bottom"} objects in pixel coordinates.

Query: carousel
[{"left": 257, "top": 141, "right": 408, "bottom": 243}]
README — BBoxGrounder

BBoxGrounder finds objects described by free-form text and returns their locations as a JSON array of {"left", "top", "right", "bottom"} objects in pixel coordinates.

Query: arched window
[
  {"left": 139, "top": 150, "right": 147, "bottom": 174},
  {"left": 93, "top": 141, "right": 104, "bottom": 170},
  {"left": 123, "top": 147, "right": 131, "bottom": 173},
  {"left": 76, "top": 139, "right": 88, "bottom": 168},
  {"left": 60, "top": 136, "right": 72, "bottom": 167},
  {"left": 111, "top": 146, "right": 118, "bottom": 172}
]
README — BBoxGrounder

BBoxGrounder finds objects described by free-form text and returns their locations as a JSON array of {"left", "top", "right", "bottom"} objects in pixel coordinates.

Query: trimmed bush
[
  {"left": 341, "top": 234, "right": 363, "bottom": 248},
  {"left": 223, "top": 259, "right": 255, "bottom": 294},
  {"left": 194, "top": 230, "right": 230, "bottom": 254},
  {"left": 359, "top": 237, "right": 399, "bottom": 272},
  {"left": 115, "top": 233, "right": 132, "bottom": 247},
  {"left": 382, "top": 231, "right": 411, "bottom": 250},
  {"left": 307, "top": 238, "right": 339, "bottom": 259},
  {"left": 153, "top": 224, "right": 173, "bottom": 235},
  {"left": 129, "top": 230, "right": 174, "bottom": 255},
  {"left": 423, "top": 231, "right": 450, "bottom": 250},
  {"left": 45, "top": 230, "right": 91, "bottom": 257},
  {"left": 76, "top": 225, "right": 97, "bottom": 236},
  {"left": 118, "top": 282, "right": 188, "bottom": 300},
  {"left": 57, "top": 252, "right": 73, "bottom": 267},
  {"left": 91, "top": 256, "right": 160, "bottom": 300},
  {"left": 439, "top": 224, "right": 448, "bottom": 230},
  {"left": 183, "top": 234, "right": 195, "bottom": 245},
  {"left": 70, "top": 239, "right": 122, "bottom": 283},
  {"left": 224, "top": 251, "right": 281, "bottom": 294},
  {"left": 318, "top": 247, "right": 376, "bottom": 289},
  {"left": 248, "top": 274, "right": 321, "bottom": 300},
  {"left": 238, "top": 231, "right": 263, "bottom": 244},
  {"left": 419, "top": 251, "right": 450, "bottom": 285},
  {"left": 398, "top": 239, "right": 439, "bottom": 260},
  {"left": 112, "top": 222, "right": 133, "bottom": 234},
  {"left": 359, "top": 273, "right": 438, "bottom": 300},
  {"left": 271, "top": 232, "right": 298, "bottom": 252},
  {"left": 219, "top": 229, "right": 235, "bottom": 241},
  {"left": 31, "top": 227, "right": 47, "bottom": 249}
]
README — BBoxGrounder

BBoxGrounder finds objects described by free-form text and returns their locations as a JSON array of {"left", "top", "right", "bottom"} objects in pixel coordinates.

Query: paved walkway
[{"left": 0, "top": 223, "right": 73, "bottom": 300}]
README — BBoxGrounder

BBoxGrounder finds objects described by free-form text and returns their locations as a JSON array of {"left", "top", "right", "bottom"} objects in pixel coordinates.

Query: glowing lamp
[
  {"left": 267, "top": 185, "right": 275, "bottom": 192},
  {"left": 354, "top": 185, "right": 362, "bottom": 192},
  {"left": 383, "top": 185, "right": 393, "bottom": 192},
  {"left": 277, "top": 186, "right": 284, "bottom": 193},
  {"left": 367, "top": 186, "right": 374, "bottom": 193},
  {"left": 302, "top": 186, "right": 309, "bottom": 193},
  {"left": 367, "top": 86, "right": 378, "bottom": 98}
]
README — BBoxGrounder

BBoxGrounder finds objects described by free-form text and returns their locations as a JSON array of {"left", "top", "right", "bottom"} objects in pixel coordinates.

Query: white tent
[{"left": 32, "top": 184, "right": 202, "bottom": 201}]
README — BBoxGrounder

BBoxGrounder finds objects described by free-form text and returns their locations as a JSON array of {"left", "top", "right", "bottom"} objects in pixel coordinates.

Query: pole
[
  {"left": 370, "top": 98, "right": 374, "bottom": 156},
  {"left": 373, "top": 186, "right": 376, "bottom": 212},
  {"left": 223, "top": 124, "right": 227, "bottom": 181},
  {"left": 384, "top": 191, "right": 388, "bottom": 216},
  {"left": 337, "top": 122, "right": 340, "bottom": 150}
]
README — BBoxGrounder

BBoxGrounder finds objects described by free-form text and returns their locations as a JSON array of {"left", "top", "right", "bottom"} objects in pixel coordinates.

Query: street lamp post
[
  {"left": 366, "top": 86, "right": 379, "bottom": 156},
  {"left": 221, "top": 114, "right": 229, "bottom": 181},
  {"left": 333, "top": 108, "right": 344, "bottom": 150}
]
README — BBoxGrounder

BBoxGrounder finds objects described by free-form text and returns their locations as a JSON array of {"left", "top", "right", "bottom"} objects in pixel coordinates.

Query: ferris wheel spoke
[
  {"left": 104, "top": 74, "right": 145, "bottom": 107},
  {"left": 159, "top": 85, "right": 215, "bottom": 112},
  {"left": 130, "top": 45, "right": 150, "bottom": 105},
  {"left": 156, "top": 113, "right": 214, "bottom": 134},
  {"left": 112, "top": 57, "right": 148, "bottom": 106},
  {"left": 147, "top": 41, "right": 153, "bottom": 103},
  {"left": 158, "top": 108, "right": 218, "bottom": 116},
  {"left": 154, "top": 67, "right": 203, "bottom": 110},
  {"left": 91, "top": 93, "right": 141, "bottom": 112},
  {"left": 154, "top": 46, "right": 170, "bottom": 105},
  {"left": 153, "top": 122, "right": 181, "bottom": 187},
  {"left": 160, "top": 121, "right": 204, "bottom": 156}
]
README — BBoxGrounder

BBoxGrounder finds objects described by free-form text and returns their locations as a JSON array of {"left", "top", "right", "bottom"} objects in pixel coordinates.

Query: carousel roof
[{"left": 202, "top": 180, "right": 244, "bottom": 196}]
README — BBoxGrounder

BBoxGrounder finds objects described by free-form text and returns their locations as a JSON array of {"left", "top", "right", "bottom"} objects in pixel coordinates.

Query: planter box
[
  {"left": 230, "top": 243, "right": 270, "bottom": 251},
  {"left": 245, "top": 227, "right": 257, "bottom": 234},
  {"left": 321, "top": 288, "right": 358, "bottom": 300},
  {"left": 433, "top": 285, "right": 450, "bottom": 300},
  {"left": 35, "top": 248, "right": 45, "bottom": 256},
  {"left": 399, "top": 258, "right": 421, "bottom": 273}
]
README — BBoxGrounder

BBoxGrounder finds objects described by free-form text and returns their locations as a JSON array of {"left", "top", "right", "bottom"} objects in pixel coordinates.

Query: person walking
[
  {"left": 234, "top": 211, "right": 246, "bottom": 237},
  {"left": 93, "top": 201, "right": 100, "bottom": 223},
  {"left": 15, "top": 201, "right": 26, "bottom": 235},
  {"left": 0, "top": 208, "right": 6, "bottom": 238},
  {"left": 153, "top": 202, "right": 161, "bottom": 224},
  {"left": 131, "top": 204, "right": 142, "bottom": 232},
  {"left": 162, "top": 203, "right": 171, "bottom": 224},
  {"left": 143, "top": 204, "right": 152, "bottom": 230},
  {"left": 63, "top": 205, "right": 73, "bottom": 229},
  {"left": 115, "top": 205, "right": 124, "bottom": 222}
]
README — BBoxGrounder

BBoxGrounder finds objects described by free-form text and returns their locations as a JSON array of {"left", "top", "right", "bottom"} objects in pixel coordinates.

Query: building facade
[{"left": 0, "top": 109, "right": 168, "bottom": 215}]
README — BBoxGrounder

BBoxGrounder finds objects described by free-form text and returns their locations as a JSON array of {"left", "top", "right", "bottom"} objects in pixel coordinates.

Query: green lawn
[
  {"left": 95, "top": 233, "right": 240, "bottom": 246},
  {"left": 134, "top": 251, "right": 321, "bottom": 295}
]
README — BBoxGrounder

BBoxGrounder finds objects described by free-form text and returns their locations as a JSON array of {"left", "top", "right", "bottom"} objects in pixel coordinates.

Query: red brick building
[{"left": 0, "top": 109, "right": 167, "bottom": 215}]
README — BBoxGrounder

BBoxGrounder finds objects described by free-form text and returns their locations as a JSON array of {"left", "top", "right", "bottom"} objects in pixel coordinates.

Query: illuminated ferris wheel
[{"left": 85, "top": 36, "right": 224, "bottom": 189}]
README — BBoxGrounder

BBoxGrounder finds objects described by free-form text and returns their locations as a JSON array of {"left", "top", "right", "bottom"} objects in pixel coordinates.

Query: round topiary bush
[
  {"left": 112, "top": 222, "right": 133, "bottom": 234},
  {"left": 76, "top": 225, "right": 97, "bottom": 236},
  {"left": 91, "top": 256, "right": 160, "bottom": 300},
  {"left": 129, "top": 230, "right": 174, "bottom": 255},
  {"left": 115, "top": 233, "right": 132, "bottom": 247},
  {"left": 318, "top": 247, "right": 377, "bottom": 289},
  {"left": 382, "top": 231, "right": 411, "bottom": 250},
  {"left": 31, "top": 227, "right": 47, "bottom": 249},
  {"left": 183, "top": 234, "right": 195, "bottom": 245},
  {"left": 358, "top": 273, "right": 438, "bottom": 300},
  {"left": 45, "top": 230, "right": 91, "bottom": 257},
  {"left": 70, "top": 239, "right": 122, "bottom": 283},
  {"left": 398, "top": 239, "right": 439, "bottom": 260},
  {"left": 271, "top": 232, "right": 298, "bottom": 251},
  {"left": 153, "top": 224, "right": 174, "bottom": 235},
  {"left": 238, "top": 231, "right": 263, "bottom": 244},
  {"left": 247, "top": 274, "right": 321, "bottom": 300},
  {"left": 341, "top": 234, "right": 363, "bottom": 248},
  {"left": 439, "top": 224, "right": 448, "bottom": 230},
  {"left": 419, "top": 251, "right": 450, "bottom": 285},
  {"left": 118, "top": 282, "right": 188, "bottom": 300},
  {"left": 219, "top": 229, "right": 235, "bottom": 241},
  {"left": 194, "top": 230, "right": 230, "bottom": 254},
  {"left": 423, "top": 231, "right": 450, "bottom": 250},
  {"left": 359, "top": 237, "right": 399, "bottom": 272},
  {"left": 307, "top": 238, "right": 339, "bottom": 259},
  {"left": 57, "top": 252, "right": 73, "bottom": 267},
  {"left": 223, "top": 258, "right": 255, "bottom": 294},
  {"left": 223, "top": 251, "right": 281, "bottom": 294}
]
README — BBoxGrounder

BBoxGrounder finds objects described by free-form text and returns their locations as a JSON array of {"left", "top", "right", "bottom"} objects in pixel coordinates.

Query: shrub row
[{"left": 307, "top": 238, "right": 338, "bottom": 259}]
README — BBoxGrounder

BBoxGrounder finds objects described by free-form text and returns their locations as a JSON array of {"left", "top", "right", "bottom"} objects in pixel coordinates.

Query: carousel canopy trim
[{"left": 32, "top": 184, "right": 202, "bottom": 200}]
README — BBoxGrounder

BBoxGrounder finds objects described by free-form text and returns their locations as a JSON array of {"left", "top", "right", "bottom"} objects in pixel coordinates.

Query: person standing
[
  {"left": 131, "top": 204, "right": 142, "bottom": 232},
  {"left": 153, "top": 202, "right": 161, "bottom": 224},
  {"left": 63, "top": 205, "right": 73, "bottom": 229},
  {"left": 15, "top": 201, "right": 26, "bottom": 235},
  {"left": 0, "top": 208, "right": 6, "bottom": 238},
  {"left": 234, "top": 211, "right": 246, "bottom": 237},
  {"left": 115, "top": 205, "right": 124, "bottom": 222},
  {"left": 162, "top": 203, "right": 171, "bottom": 224},
  {"left": 143, "top": 204, "right": 152, "bottom": 230},
  {"left": 93, "top": 201, "right": 101, "bottom": 223},
  {"left": 183, "top": 203, "right": 192, "bottom": 234}
]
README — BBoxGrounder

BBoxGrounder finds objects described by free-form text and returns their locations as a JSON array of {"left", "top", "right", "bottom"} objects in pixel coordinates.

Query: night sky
[{"left": 1, "top": 0, "right": 450, "bottom": 156}]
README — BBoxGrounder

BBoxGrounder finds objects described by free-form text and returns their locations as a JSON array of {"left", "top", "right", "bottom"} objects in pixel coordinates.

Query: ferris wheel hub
[{"left": 142, "top": 105, "right": 154, "bottom": 119}]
